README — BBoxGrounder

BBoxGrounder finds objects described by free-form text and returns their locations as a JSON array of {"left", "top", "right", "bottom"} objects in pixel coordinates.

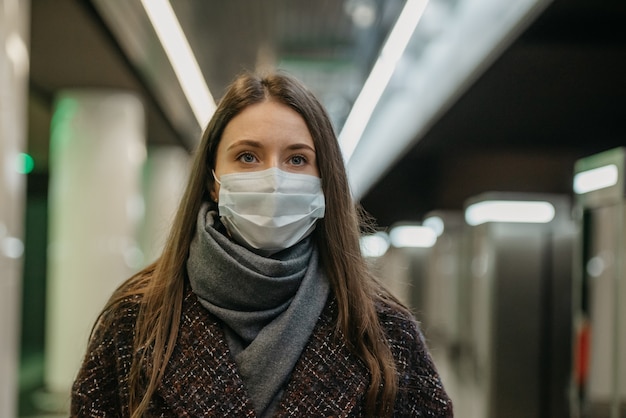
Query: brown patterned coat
[{"left": 71, "top": 285, "right": 453, "bottom": 417}]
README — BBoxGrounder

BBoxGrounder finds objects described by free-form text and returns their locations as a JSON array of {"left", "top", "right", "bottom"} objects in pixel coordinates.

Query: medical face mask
[{"left": 214, "top": 167, "right": 325, "bottom": 253}]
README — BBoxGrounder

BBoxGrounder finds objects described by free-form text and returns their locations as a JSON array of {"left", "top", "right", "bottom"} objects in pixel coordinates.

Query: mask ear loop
[
  {"left": 211, "top": 169, "right": 221, "bottom": 185},
  {"left": 211, "top": 170, "right": 221, "bottom": 202}
]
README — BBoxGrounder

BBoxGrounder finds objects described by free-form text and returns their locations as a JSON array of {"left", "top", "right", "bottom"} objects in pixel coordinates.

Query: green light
[
  {"left": 50, "top": 97, "right": 79, "bottom": 155},
  {"left": 17, "top": 153, "right": 34, "bottom": 174}
]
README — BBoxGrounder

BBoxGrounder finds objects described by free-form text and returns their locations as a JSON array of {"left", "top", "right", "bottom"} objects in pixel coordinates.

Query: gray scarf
[{"left": 187, "top": 202, "right": 329, "bottom": 417}]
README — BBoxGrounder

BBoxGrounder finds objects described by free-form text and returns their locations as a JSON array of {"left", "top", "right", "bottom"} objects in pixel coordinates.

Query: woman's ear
[{"left": 210, "top": 181, "right": 218, "bottom": 203}]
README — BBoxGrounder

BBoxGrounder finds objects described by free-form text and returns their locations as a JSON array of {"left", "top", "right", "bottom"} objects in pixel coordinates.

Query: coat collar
[{"left": 154, "top": 287, "right": 370, "bottom": 417}]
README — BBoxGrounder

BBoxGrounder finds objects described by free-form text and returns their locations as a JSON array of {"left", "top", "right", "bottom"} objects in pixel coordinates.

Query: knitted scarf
[{"left": 186, "top": 202, "right": 330, "bottom": 417}]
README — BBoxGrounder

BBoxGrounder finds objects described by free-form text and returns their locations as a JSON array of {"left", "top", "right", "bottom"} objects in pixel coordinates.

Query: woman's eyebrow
[
  {"left": 226, "top": 139, "right": 263, "bottom": 151},
  {"left": 226, "top": 140, "right": 316, "bottom": 153},
  {"left": 285, "top": 143, "right": 316, "bottom": 152}
]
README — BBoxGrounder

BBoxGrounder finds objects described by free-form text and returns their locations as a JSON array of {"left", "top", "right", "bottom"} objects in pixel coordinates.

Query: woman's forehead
[{"left": 219, "top": 101, "right": 314, "bottom": 149}]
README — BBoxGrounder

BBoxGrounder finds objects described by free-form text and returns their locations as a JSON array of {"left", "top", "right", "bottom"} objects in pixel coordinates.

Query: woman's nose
[{"left": 266, "top": 155, "right": 280, "bottom": 169}]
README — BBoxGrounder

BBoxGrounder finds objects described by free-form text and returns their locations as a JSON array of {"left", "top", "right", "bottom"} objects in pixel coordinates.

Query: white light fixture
[
  {"left": 465, "top": 200, "right": 555, "bottom": 226},
  {"left": 338, "top": 0, "right": 429, "bottom": 162},
  {"left": 573, "top": 164, "right": 619, "bottom": 195},
  {"left": 423, "top": 215, "right": 445, "bottom": 237},
  {"left": 140, "top": 0, "right": 215, "bottom": 128},
  {"left": 360, "top": 232, "right": 390, "bottom": 258},
  {"left": 2, "top": 236, "right": 24, "bottom": 259},
  {"left": 389, "top": 225, "right": 436, "bottom": 248}
]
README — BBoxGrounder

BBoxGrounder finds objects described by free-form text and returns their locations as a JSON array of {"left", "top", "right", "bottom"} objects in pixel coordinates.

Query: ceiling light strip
[
  {"left": 360, "top": 232, "right": 390, "bottom": 258},
  {"left": 140, "top": 0, "right": 215, "bottom": 128},
  {"left": 389, "top": 225, "right": 436, "bottom": 248},
  {"left": 465, "top": 200, "right": 556, "bottom": 226},
  {"left": 573, "top": 164, "right": 619, "bottom": 194},
  {"left": 338, "top": 0, "right": 429, "bottom": 162}
]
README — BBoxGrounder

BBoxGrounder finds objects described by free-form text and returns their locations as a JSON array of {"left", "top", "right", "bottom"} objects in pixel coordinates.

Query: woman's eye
[
  {"left": 238, "top": 152, "right": 257, "bottom": 163},
  {"left": 290, "top": 155, "right": 306, "bottom": 166}
]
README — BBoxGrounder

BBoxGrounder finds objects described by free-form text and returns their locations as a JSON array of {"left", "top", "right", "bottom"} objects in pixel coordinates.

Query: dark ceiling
[
  {"left": 27, "top": 0, "right": 626, "bottom": 227},
  {"left": 362, "top": 0, "right": 626, "bottom": 226}
]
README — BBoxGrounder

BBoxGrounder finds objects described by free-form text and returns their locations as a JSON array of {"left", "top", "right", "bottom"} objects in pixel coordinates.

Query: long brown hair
[{"left": 102, "top": 71, "right": 401, "bottom": 417}]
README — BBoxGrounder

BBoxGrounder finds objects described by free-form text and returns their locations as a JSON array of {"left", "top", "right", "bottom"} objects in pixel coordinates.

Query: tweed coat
[{"left": 72, "top": 284, "right": 453, "bottom": 417}]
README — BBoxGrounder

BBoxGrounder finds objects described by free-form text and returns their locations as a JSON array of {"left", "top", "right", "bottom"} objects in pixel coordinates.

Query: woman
[{"left": 71, "top": 71, "right": 453, "bottom": 417}]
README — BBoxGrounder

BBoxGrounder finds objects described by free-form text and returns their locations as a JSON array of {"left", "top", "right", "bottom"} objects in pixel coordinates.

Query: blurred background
[{"left": 1, "top": 0, "right": 625, "bottom": 417}]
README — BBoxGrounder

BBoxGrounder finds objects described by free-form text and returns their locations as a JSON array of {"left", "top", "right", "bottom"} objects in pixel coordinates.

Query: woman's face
[{"left": 211, "top": 100, "right": 320, "bottom": 201}]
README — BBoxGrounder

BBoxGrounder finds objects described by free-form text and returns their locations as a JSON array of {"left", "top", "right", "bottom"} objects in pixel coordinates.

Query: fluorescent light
[
  {"left": 389, "top": 225, "right": 436, "bottom": 248},
  {"left": 573, "top": 164, "right": 619, "bottom": 194},
  {"left": 423, "top": 215, "right": 445, "bottom": 237},
  {"left": 345, "top": 0, "right": 551, "bottom": 200},
  {"left": 360, "top": 232, "right": 390, "bottom": 258},
  {"left": 140, "top": 0, "right": 215, "bottom": 128},
  {"left": 338, "top": 0, "right": 428, "bottom": 162},
  {"left": 465, "top": 200, "right": 555, "bottom": 226}
]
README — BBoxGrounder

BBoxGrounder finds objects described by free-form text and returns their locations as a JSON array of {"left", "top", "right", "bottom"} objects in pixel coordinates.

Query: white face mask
[{"left": 214, "top": 168, "right": 325, "bottom": 253}]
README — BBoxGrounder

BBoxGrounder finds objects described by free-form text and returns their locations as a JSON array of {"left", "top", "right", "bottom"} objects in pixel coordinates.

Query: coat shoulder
[
  {"left": 375, "top": 298, "right": 454, "bottom": 417},
  {"left": 374, "top": 298, "right": 423, "bottom": 349}
]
